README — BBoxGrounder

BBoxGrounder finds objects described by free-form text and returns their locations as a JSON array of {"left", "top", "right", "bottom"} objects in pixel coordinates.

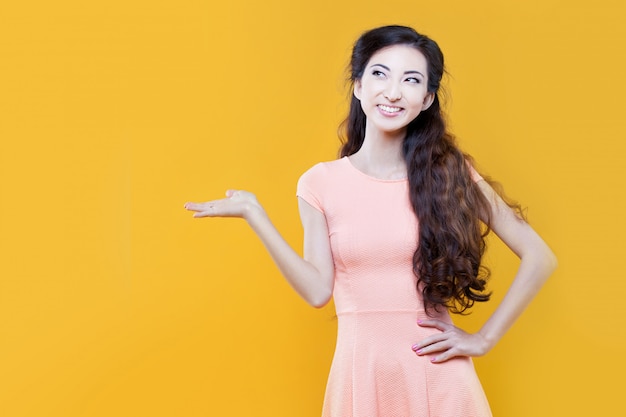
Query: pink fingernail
[
  {"left": 417, "top": 320, "right": 422, "bottom": 324},
  {"left": 431, "top": 357, "right": 437, "bottom": 362},
  {"left": 411, "top": 344, "right": 419, "bottom": 351}
]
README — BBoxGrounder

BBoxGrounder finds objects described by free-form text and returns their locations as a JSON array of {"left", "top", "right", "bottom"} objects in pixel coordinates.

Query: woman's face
[{"left": 354, "top": 44, "right": 434, "bottom": 136}]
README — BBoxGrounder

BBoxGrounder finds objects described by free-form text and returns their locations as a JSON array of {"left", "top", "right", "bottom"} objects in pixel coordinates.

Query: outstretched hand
[
  {"left": 411, "top": 319, "right": 492, "bottom": 363},
  {"left": 184, "top": 190, "right": 262, "bottom": 219}
]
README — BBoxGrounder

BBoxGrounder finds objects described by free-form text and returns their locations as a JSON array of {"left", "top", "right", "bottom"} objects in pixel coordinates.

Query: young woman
[{"left": 185, "top": 25, "right": 556, "bottom": 417}]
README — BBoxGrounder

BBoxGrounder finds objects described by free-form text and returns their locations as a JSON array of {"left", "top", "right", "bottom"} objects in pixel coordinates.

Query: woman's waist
[
  {"left": 337, "top": 308, "right": 425, "bottom": 315},
  {"left": 335, "top": 308, "right": 450, "bottom": 322},
  {"left": 333, "top": 291, "right": 424, "bottom": 314},
  {"left": 333, "top": 309, "right": 452, "bottom": 346}
]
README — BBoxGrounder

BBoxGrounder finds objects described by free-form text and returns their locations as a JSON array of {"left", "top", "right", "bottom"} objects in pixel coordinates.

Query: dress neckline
[{"left": 343, "top": 156, "right": 408, "bottom": 183}]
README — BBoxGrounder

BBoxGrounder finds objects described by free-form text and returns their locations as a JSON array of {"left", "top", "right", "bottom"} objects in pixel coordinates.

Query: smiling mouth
[{"left": 378, "top": 104, "right": 403, "bottom": 113}]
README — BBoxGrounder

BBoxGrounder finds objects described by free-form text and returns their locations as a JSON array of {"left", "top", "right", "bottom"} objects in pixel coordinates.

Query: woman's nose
[{"left": 383, "top": 83, "right": 402, "bottom": 101}]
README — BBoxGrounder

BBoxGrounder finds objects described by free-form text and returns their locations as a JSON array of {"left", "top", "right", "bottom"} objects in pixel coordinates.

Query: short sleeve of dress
[{"left": 296, "top": 163, "right": 326, "bottom": 213}]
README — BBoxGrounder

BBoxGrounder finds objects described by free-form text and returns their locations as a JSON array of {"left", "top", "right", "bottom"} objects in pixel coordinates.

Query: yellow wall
[{"left": 1, "top": 1, "right": 624, "bottom": 415}]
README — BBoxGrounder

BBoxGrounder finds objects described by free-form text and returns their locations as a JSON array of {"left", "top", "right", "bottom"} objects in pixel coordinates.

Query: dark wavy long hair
[{"left": 340, "top": 25, "right": 518, "bottom": 314}]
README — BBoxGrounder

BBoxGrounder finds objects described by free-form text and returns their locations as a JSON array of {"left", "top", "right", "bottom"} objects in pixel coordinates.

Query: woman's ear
[
  {"left": 353, "top": 80, "right": 362, "bottom": 100},
  {"left": 422, "top": 92, "right": 435, "bottom": 110}
]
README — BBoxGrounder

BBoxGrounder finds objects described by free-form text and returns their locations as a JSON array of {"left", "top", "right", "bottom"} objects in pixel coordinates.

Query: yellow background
[{"left": 1, "top": 0, "right": 624, "bottom": 415}]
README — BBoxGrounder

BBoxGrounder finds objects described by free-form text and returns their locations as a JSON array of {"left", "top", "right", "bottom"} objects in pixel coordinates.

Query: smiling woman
[
  {"left": 353, "top": 45, "right": 434, "bottom": 139},
  {"left": 185, "top": 25, "right": 556, "bottom": 417}
]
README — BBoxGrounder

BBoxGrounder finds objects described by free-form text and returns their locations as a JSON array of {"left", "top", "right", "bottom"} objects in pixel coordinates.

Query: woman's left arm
[{"left": 413, "top": 180, "right": 558, "bottom": 363}]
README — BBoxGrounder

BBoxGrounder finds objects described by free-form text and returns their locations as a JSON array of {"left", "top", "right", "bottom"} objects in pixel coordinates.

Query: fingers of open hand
[
  {"left": 184, "top": 190, "right": 258, "bottom": 218},
  {"left": 184, "top": 200, "right": 224, "bottom": 217}
]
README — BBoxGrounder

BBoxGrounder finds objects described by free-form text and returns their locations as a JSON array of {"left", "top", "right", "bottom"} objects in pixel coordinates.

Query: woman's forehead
[{"left": 367, "top": 45, "right": 428, "bottom": 70}]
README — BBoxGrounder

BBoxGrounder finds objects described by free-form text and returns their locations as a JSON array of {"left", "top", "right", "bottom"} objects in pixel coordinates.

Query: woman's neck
[{"left": 349, "top": 128, "right": 407, "bottom": 180}]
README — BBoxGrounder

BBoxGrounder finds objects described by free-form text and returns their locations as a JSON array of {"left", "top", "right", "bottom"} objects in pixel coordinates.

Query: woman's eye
[
  {"left": 406, "top": 77, "right": 421, "bottom": 83},
  {"left": 372, "top": 70, "right": 385, "bottom": 77}
]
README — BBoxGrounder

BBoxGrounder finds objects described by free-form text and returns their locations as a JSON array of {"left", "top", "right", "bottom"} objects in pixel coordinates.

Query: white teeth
[{"left": 378, "top": 105, "right": 402, "bottom": 113}]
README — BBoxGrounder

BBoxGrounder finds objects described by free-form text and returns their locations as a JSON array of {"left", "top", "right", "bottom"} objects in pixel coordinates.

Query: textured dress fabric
[{"left": 296, "top": 157, "right": 492, "bottom": 417}]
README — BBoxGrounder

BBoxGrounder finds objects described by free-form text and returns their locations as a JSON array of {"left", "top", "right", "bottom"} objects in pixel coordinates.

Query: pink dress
[{"left": 297, "top": 157, "right": 492, "bottom": 417}]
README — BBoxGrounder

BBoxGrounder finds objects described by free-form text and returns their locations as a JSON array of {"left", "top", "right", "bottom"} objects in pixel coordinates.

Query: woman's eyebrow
[
  {"left": 404, "top": 70, "right": 425, "bottom": 77},
  {"left": 370, "top": 64, "right": 424, "bottom": 77},
  {"left": 370, "top": 63, "right": 391, "bottom": 71}
]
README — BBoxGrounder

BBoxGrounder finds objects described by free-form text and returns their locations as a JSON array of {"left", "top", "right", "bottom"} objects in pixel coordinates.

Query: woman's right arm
[{"left": 185, "top": 189, "right": 334, "bottom": 308}]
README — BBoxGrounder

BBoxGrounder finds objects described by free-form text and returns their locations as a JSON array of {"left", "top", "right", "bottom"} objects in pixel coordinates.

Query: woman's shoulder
[
  {"left": 296, "top": 158, "right": 348, "bottom": 211},
  {"left": 297, "top": 157, "right": 349, "bottom": 199},
  {"left": 299, "top": 157, "right": 348, "bottom": 181}
]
